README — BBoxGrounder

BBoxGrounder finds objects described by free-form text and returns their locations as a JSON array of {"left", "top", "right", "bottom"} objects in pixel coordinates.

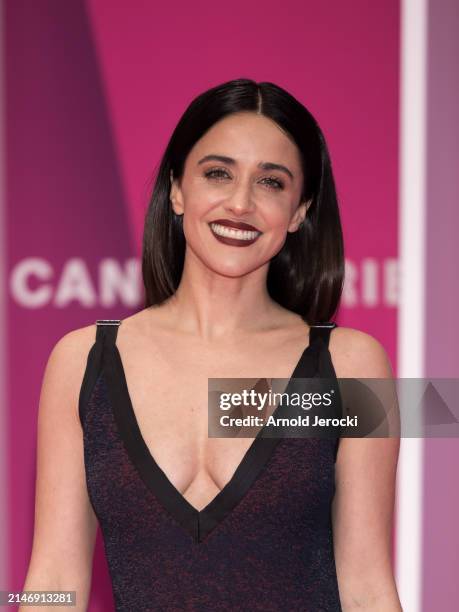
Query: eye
[
  {"left": 260, "top": 176, "right": 284, "bottom": 190},
  {"left": 204, "top": 167, "right": 230, "bottom": 181},
  {"left": 203, "top": 168, "right": 284, "bottom": 190}
]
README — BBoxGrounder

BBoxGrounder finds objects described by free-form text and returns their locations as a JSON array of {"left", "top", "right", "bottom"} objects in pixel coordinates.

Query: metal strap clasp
[{"left": 96, "top": 319, "right": 122, "bottom": 326}]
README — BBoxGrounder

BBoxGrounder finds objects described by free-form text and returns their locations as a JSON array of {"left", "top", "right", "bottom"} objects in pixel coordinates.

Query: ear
[
  {"left": 170, "top": 169, "right": 185, "bottom": 216},
  {"left": 287, "top": 198, "right": 312, "bottom": 233}
]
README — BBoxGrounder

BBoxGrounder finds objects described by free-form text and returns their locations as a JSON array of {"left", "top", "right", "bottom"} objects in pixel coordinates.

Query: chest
[{"left": 108, "top": 329, "right": 331, "bottom": 511}]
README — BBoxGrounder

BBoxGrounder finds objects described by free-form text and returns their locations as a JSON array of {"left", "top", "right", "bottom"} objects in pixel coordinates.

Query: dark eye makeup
[{"left": 203, "top": 167, "right": 285, "bottom": 190}]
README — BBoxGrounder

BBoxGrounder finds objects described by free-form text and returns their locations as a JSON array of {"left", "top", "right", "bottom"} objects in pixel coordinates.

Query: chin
[{"left": 204, "top": 258, "right": 266, "bottom": 278}]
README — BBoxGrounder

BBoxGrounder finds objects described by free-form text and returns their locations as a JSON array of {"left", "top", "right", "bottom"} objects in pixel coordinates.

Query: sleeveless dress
[{"left": 79, "top": 320, "right": 343, "bottom": 611}]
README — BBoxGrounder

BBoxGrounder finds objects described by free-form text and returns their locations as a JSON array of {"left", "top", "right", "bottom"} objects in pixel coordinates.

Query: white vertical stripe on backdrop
[
  {"left": 0, "top": 0, "right": 8, "bottom": 588},
  {"left": 396, "top": 0, "right": 427, "bottom": 610}
]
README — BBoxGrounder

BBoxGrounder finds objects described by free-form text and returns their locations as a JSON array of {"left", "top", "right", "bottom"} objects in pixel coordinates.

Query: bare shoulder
[
  {"left": 48, "top": 323, "right": 97, "bottom": 373},
  {"left": 329, "top": 325, "right": 394, "bottom": 379},
  {"left": 41, "top": 323, "right": 98, "bottom": 422}
]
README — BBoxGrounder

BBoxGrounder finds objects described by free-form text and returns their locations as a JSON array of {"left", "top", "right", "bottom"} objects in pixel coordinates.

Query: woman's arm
[
  {"left": 19, "top": 327, "right": 98, "bottom": 612},
  {"left": 330, "top": 328, "right": 402, "bottom": 611}
]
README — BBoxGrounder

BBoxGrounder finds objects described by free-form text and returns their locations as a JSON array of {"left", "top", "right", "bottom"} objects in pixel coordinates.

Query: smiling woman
[
  {"left": 168, "top": 111, "right": 310, "bottom": 274},
  {"left": 143, "top": 78, "right": 344, "bottom": 318},
  {"left": 22, "top": 78, "right": 402, "bottom": 612}
]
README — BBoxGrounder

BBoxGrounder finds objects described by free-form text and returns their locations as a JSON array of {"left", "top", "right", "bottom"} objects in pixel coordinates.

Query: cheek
[
  {"left": 181, "top": 190, "right": 211, "bottom": 222},
  {"left": 182, "top": 183, "right": 221, "bottom": 219},
  {"left": 180, "top": 197, "right": 212, "bottom": 245},
  {"left": 263, "top": 199, "right": 295, "bottom": 230}
]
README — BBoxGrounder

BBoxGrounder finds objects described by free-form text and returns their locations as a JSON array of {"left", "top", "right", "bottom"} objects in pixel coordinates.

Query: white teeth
[{"left": 210, "top": 222, "right": 260, "bottom": 241}]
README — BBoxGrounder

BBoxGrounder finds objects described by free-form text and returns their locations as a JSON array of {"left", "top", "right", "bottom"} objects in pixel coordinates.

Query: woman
[{"left": 22, "top": 78, "right": 402, "bottom": 611}]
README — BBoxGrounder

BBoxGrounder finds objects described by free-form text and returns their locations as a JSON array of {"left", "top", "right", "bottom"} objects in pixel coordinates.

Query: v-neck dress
[{"left": 79, "top": 319, "right": 342, "bottom": 611}]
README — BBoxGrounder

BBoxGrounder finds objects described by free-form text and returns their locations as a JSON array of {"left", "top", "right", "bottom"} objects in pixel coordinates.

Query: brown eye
[
  {"left": 260, "top": 176, "right": 284, "bottom": 190},
  {"left": 204, "top": 168, "right": 230, "bottom": 180}
]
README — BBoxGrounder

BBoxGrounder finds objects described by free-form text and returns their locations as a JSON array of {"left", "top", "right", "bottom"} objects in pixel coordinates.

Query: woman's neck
[{"left": 160, "top": 256, "right": 285, "bottom": 340}]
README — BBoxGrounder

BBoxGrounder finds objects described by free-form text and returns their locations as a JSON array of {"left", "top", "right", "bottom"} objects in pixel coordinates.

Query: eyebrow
[{"left": 197, "top": 154, "right": 294, "bottom": 180}]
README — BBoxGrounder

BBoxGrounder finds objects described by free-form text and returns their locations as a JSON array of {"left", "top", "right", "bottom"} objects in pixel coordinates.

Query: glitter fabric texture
[{"left": 79, "top": 322, "right": 342, "bottom": 611}]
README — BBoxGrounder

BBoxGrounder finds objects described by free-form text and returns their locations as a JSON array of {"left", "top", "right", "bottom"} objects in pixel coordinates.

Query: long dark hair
[{"left": 142, "top": 78, "right": 344, "bottom": 324}]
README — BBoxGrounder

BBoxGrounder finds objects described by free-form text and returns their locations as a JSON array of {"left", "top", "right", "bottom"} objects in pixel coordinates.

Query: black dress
[{"left": 79, "top": 320, "right": 342, "bottom": 611}]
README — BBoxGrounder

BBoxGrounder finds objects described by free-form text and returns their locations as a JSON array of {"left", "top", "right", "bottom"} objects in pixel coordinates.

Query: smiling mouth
[{"left": 209, "top": 222, "right": 262, "bottom": 246}]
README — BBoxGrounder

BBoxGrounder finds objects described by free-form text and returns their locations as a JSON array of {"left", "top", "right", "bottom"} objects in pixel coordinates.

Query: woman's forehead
[{"left": 189, "top": 113, "right": 302, "bottom": 168}]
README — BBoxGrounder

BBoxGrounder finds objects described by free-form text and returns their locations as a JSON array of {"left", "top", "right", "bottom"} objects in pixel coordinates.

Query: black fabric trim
[
  {"left": 79, "top": 322, "right": 122, "bottom": 429},
  {"left": 313, "top": 323, "right": 343, "bottom": 463},
  {"left": 78, "top": 330, "right": 103, "bottom": 429}
]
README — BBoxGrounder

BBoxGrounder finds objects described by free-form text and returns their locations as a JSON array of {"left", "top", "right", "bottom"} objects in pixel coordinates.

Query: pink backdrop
[{"left": 5, "top": 0, "right": 399, "bottom": 609}]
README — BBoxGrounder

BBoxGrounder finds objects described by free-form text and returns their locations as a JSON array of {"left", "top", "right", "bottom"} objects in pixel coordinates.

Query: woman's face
[{"left": 170, "top": 111, "right": 309, "bottom": 278}]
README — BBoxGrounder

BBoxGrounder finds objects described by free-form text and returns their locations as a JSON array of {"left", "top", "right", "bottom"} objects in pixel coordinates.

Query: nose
[{"left": 223, "top": 180, "right": 256, "bottom": 216}]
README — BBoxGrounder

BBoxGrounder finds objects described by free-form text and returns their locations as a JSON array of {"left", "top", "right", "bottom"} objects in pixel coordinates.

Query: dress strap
[
  {"left": 79, "top": 320, "right": 120, "bottom": 429},
  {"left": 95, "top": 319, "right": 122, "bottom": 346},
  {"left": 309, "top": 321, "right": 338, "bottom": 349},
  {"left": 309, "top": 321, "right": 341, "bottom": 462},
  {"left": 79, "top": 320, "right": 122, "bottom": 429}
]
